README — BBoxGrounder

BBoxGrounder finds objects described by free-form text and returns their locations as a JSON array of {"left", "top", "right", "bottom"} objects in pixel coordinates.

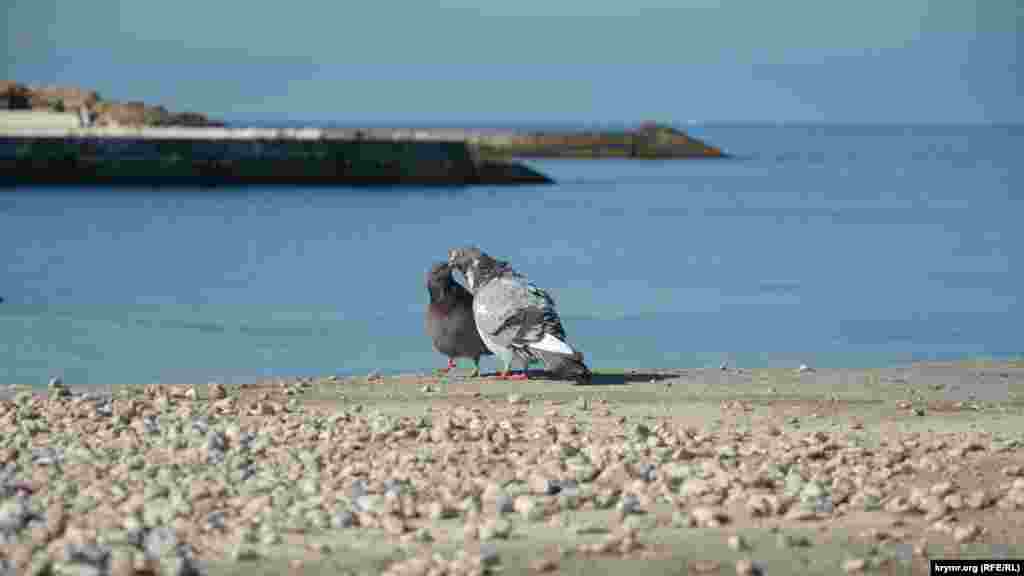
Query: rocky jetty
[
  {"left": 0, "top": 81, "right": 222, "bottom": 128},
  {"left": 473, "top": 121, "right": 728, "bottom": 159}
]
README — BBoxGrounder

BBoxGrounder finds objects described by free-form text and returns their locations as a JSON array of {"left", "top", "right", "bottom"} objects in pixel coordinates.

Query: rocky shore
[
  {"left": 0, "top": 81, "right": 222, "bottom": 128},
  {"left": 1, "top": 361, "right": 1022, "bottom": 575}
]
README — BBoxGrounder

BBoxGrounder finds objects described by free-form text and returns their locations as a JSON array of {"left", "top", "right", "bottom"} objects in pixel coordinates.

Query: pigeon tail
[{"left": 531, "top": 348, "right": 592, "bottom": 385}]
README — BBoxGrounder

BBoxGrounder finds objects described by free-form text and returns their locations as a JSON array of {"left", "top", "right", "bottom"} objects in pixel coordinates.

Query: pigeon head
[
  {"left": 426, "top": 261, "right": 454, "bottom": 303},
  {"left": 448, "top": 246, "right": 511, "bottom": 292}
]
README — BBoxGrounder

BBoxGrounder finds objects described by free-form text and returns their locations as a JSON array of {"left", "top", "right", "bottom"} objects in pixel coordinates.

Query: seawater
[{"left": 1, "top": 124, "right": 1021, "bottom": 386}]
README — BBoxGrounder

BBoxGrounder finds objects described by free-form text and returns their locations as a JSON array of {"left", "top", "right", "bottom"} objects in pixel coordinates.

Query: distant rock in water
[
  {"left": 1, "top": 79, "right": 223, "bottom": 127},
  {"left": 474, "top": 120, "right": 728, "bottom": 159}
]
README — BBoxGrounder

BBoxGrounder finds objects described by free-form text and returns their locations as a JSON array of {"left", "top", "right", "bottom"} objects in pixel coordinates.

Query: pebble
[
  {"left": 515, "top": 496, "right": 544, "bottom": 522},
  {"left": 144, "top": 526, "right": 179, "bottom": 558},
  {"left": 930, "top": 481, "right": 956, "bottom": 497},
  {"left": 617, "top": 493, "right": 642, "bottom": 516},
  {"left": 507, "top": 393, "right": 526, "bottom": 405},
  {"left": 690, "top": 507, "right": 728, "bottom": 528},
  {"left": 529, "top": 473, "right": 559, "bottom": 495},
  {"left": 843, "top": 558, "right": 867, "bottom": 573},
  {"left": 953, "top": 523, "right": 982, "bottom": 543},
  {"left": 727, "top": 535, "right": 749, "bottom": 551},
  {"left": 531, "top": 556, "right": 560, "bottom": 573},
  {"left": 784, "top": 508, "right": 818, "bottom": 521},
  {"left": 208, "top": 382, "right": 227, "bottom": 400},
  {"left": 479, "top": 518, "right": 512, "bottom": 541},
  {"left": 777, "top": 533, "right": 812, "bottom": 549},
  {"left": 1002, "top": 465, "right": 1024, "bottom": 477},
  {"left": 0, "top": 498, "right": 30, "bottom": 532},
  {"left": 691, "top": 560, "right": 721, "bottom": 574},
  {"left": 735, "top": 558, "right": 762, "bottom": 575},
  {"left": 965, "top": 490, "right": 993, "bottom": 510}
]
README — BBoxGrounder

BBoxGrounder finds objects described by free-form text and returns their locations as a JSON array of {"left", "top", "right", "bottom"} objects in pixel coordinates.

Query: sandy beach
[{"left": 1, "top": 359, "right": 1023, "bottom": 575}]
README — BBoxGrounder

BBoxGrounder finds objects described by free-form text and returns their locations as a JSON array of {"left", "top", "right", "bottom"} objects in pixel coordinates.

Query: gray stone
[
  {"left": 144, "top": 526, "right": 179, "bottom": 558},
  {"left": 618, "top": 493, "right": 641, "bottom": 515},
  {"left": 556, "top": 479, "right": 580, "bottom": 494},
  {"left": 204, "top": 511, "right": 226, "bottom": 532},
  {"left": 354, "top": 494, "right": 381, "bottom": 514},
  {"left": 0, "top": 498, "right": 30, "bottom": 532},
  {"left": 191, "top": 418, "right": 210, "bottom": 435},
  {"left": 142, "top": 416, "right": 160, "bottom": 435},
  {"left": 159, "top": 555, "right": 201, "bottom": 576},
  {"left": 383, "top": 478, "right": 403, "bottom": 496},
  {"left": 494, "top": 493, "right": 515, "bottom": 515},
  {"left": 349, "top": 479, "right": 368, "bottom": 500},
  {"left": 31, "top": 447, "right": 61, "bottom": 466},
  {"left": 638, "top": 463, "right": 657, "bottom": 482},
  {"left": 64, "top": 542, "right": 110, "bottom": 566},
  {"left": 479, "top": 543, "right": 500, "bottom": 566},
  {"left": 331, "top": 510, "right": 356, "bottom": 529}
]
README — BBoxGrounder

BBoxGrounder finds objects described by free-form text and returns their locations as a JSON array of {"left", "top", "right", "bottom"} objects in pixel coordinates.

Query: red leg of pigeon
[
  {"left": 438, "top": 358, "right": 456, "bottom": 373},
  {"left": 503, "top": 358, "right": 529, "bottom": 380}
]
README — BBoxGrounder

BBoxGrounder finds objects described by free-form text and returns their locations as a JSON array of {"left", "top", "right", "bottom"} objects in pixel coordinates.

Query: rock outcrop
[
  {"left": 1, "top": 80, "right": 222, "bottom": 127},
  {"left": 474, "top": 121, "right": 728, "bottom": 159}
]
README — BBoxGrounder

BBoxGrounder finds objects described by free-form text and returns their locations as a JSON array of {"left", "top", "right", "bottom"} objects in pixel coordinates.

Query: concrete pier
[{"left": 0, "top": 124, "right": 553, "bottom": 187}]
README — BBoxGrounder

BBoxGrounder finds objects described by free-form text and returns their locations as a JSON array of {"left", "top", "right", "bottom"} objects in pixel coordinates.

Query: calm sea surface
[{"left": 1, "top": 124, "right": 1021, "bottom": 386}]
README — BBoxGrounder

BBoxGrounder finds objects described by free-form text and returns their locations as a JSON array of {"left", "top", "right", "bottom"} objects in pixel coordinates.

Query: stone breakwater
[
  {"left": 1, "top": 367, "right": 1023, "bottom": 576},
  {"left": 0, "top": 127, "right": 553, "bottom": 187}
]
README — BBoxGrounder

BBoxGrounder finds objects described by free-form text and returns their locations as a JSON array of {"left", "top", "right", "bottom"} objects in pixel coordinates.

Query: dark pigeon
[
  {"left": 425, "top": 261, "right": 493, "bottom": 377},
  {"left": 447, "top": 247, "right": 592, "bottom": 384}
]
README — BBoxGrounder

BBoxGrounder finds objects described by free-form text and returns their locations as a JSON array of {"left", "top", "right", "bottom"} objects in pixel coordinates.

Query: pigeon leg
[
  {"left": 497, "top": 356, "right": 514, "bottom": 380},
  {"left": 469, "top": 356, "right": 481, "bottom": 378},
  {"left": 436, "top": 358, "right": 456, "bottom": 374},
  {"left": 506, "top": 357, "right": 529, "bottom": 380}
]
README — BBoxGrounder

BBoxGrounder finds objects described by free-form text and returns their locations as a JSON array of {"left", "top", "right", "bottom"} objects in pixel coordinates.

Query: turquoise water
[{"left": 1, "top": 124, "right": 1021, "bottom": 386}]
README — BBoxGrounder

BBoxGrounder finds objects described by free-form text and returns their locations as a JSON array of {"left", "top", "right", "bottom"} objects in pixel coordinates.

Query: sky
[{"left": 3, "top": 0, "right": 1021, "bottom": 125}]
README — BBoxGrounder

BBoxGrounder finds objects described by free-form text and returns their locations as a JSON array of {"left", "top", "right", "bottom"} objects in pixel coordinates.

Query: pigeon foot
[{"left": 498, "top": 371, "right": 529, "bottom": 381}]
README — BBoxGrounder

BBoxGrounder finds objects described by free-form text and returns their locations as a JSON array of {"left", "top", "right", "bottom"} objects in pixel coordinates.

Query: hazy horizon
[{"left": 4, "top": 1, "right": 1021, "bottom": 125}]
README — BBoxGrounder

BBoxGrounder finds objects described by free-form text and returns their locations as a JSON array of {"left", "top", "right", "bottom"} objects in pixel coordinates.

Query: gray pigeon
[
  {"left": 425, "top": 261, "right": 492, "bottom": 377},
  {"left": 447, "top": 246, "right": 592, "bottom": 384}
]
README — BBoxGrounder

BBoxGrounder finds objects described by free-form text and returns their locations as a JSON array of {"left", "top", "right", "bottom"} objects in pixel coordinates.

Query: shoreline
[{"left": 1, "top": 359, "right": 1022, "bottom": 575}]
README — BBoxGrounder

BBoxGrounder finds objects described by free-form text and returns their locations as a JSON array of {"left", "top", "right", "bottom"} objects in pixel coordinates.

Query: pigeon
[
  {"left": 447, "top": 246, "right": 592, "bottom": 384},
  {"left": 425, "top": 261, "right": 492, "bottom": 377}
]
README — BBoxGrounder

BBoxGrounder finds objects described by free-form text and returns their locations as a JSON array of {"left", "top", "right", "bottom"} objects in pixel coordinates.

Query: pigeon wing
[{"left": 473, "top": 275, "right": 563, "bottom": 350}]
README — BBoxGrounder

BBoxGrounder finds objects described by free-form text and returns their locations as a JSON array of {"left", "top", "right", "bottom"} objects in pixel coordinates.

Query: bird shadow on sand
[
  {"left": 586, "top": 372, "right": 677, "bottom": 386},
  {"left": 476, "top": 370, "right": 676, "bottom": 386}
]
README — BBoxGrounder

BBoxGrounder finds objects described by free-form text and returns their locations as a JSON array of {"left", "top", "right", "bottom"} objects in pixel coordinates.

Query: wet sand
[{"left": 1, "top": 359, "right": 1023, "bottom": 575}]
